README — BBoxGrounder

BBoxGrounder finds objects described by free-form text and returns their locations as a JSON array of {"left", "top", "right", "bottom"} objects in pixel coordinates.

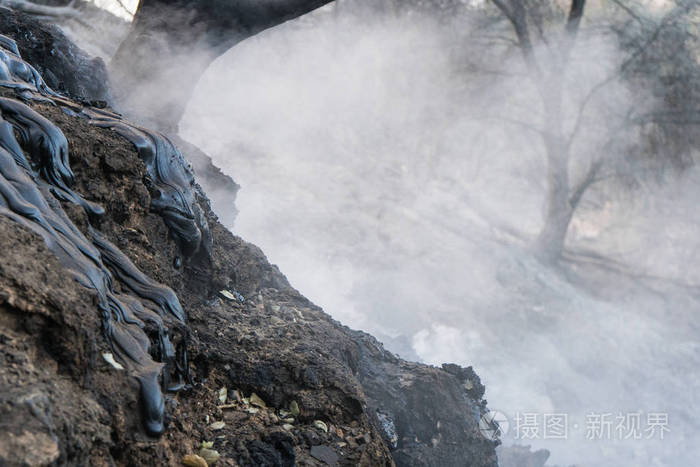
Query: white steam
[{"left": 181, "top": 7, "right": 699, "bottom": 467}]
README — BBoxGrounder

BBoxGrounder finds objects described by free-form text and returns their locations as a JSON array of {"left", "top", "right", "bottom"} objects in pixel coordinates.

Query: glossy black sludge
[
  {"left": 0, "top": 34, "right": 203, "bottom": 436},
  {"left": 87, "top": 114, "right": 211, "bottom": 258}
]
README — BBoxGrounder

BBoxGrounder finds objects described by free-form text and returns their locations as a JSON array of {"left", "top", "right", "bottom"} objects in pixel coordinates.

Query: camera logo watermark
[
  {"left": 479, "top": 410, "right": 509, "bottom": 441},
  {"left": 478, "top": 410, "right": 669, "bottom": 441}
]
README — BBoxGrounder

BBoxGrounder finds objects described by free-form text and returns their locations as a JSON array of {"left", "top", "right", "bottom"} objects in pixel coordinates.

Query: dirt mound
[{"left": 0, "top": 11, "right": 497, "bottom": 466}]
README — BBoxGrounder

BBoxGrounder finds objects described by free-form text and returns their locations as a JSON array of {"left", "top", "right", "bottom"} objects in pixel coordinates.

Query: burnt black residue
[
  {"left": 0, "top": 97, "right": 105, "bottom": 218},
  {"left": 0, "top": 36, "right": 55, "bottom": 97},
  {"left": 86, "top": 113, "right": 211, "bottom": 258},
  {"left": 0, "top": 12, "right": 110, "bottom": 102},
  {"left": 0, "top": 34, "right": 193, "bottom": 436}
]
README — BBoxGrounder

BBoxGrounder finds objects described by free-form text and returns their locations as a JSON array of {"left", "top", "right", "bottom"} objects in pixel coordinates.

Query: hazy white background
[{"left": 179, "top": 7, "right": 699, "bottom": 466}]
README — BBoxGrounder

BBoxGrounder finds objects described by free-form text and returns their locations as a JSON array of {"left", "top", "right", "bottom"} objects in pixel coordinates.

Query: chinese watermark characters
[{"left": 478, "top": 410, "right": 670, "bottom": 441}]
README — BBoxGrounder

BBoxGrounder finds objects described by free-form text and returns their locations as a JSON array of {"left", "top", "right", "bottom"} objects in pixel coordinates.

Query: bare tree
[
  {"left": 488, "top": 0, "right": 700, "bottom": 263},
  {"left": 488, "top": 0, "right": 592, "bottom": 263}
]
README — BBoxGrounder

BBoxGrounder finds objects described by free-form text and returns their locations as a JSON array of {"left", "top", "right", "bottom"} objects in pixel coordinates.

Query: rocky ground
[{"left": 0, "top": 11, "right": 498, "bottom": 467}]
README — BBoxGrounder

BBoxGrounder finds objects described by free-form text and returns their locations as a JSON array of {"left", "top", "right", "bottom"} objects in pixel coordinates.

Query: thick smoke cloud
[{"left": 181, "top": 4, "right": 698, "bottom": 466}]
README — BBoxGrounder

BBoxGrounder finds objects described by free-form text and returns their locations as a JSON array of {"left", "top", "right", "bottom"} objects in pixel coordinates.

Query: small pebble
[{"left": 209, "top": 421, "right": 226, "bottom": 430}]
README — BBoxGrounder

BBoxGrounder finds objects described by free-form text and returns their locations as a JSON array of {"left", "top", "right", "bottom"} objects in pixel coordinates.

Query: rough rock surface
[
  {"left": 0, "top": 11, "right": 498, "bottom": 467},
  {"left": 171, "top": 134, "right": 240, "bottom": 229},
  {"left": 0, "top": 9, "right": 109, "bottom": 102}
]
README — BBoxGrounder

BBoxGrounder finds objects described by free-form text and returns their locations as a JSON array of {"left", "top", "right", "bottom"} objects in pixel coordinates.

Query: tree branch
[
  {"left": 491, "top": 0, "right": 541, "bottom": 76},
  {"left": 566, "top": 3, "right": 689, "bottom": 149},
  {"left": 608, "top": 0, "right": 646, "bottom": 26},
  {"left": 569, "top": 157, "right": 603, "bottom": 209},
  {"left": 131, "top": 0, "right": 336, "bottom": 52},
  {"left": 559, "top": 0, "right": 586, "bottom": 65},
  {"left": 113, "top": 0, "right": 134, "bottom": 16},
  {"left": 566, "top": 0, "right": 585, "bottom": 36},
  {"left": 111, "top": 0, "right": 336, "bottom": 129}
]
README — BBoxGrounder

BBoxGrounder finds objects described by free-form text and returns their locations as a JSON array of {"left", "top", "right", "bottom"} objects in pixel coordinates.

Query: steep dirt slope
[{"left": 0, "top": 11, "right": 497, "bottom": 467}]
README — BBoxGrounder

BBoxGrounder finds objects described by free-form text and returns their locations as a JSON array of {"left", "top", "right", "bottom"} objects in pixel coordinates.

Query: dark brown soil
[{"left": 0, "top": 11, "right": 498, "bottom": 467}]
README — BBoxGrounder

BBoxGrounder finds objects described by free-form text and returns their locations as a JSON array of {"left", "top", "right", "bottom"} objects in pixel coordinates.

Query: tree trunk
[
  {"left": 490, "top": 1, "right": 588, "bottom": 263},
  {"left": 110, "top": 0, "right": 334, "bottom": 130},
  {"left": 534, "top": 85, "right": 572, "bottom": 263},
  {"left": 534, "top": 144, "right": 573, "bottom": 262},
  {"left": 534, "top": 189, "right": 573, "bottom": 263}
]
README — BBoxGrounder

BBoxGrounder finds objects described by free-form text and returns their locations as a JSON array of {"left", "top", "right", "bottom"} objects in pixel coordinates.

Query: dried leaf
[
  {"left": 182, "top": 454, "right": 208, "bottom": 467},
  {"left": 249, "top": 393, "right": 266, "bottom": 408},
  {"left": 199, "top": 448, "right": 220, "bottom": 465},
  {"left": 313, "top": 420, "right": 328, "bottom": 433},
  {"left": 219, "top": 290, "right": 235, "bottom": 300},
  {"left": 289, "top": 400, "right": 300, "bottom": 417}
]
